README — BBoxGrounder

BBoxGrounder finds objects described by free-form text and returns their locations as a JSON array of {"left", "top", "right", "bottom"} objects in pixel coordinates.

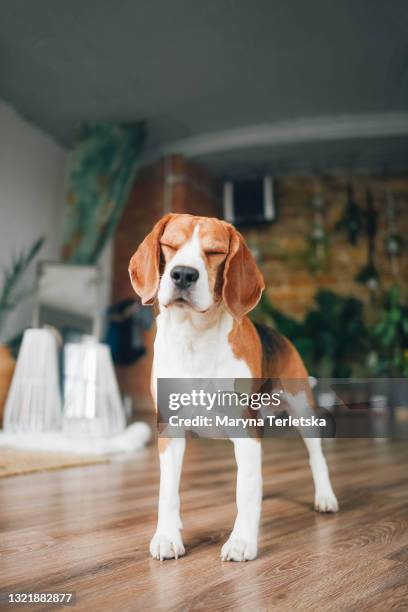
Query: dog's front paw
[
  {"left": 315, "top": 491, "right": 339, "bottom": 513},
  {"left": 221, "top": 537, "right": 257, "bottom": 562},
  {"left": 150, "top": 530, "right": 185, "bottom": 560}
]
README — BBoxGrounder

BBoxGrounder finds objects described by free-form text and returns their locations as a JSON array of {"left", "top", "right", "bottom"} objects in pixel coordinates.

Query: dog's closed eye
[
  {"left": 205, "top": 250, "right": 227, "bottom": 257},
  {"left": 160, "top": 242, "right": 177, "bottom": 250}
]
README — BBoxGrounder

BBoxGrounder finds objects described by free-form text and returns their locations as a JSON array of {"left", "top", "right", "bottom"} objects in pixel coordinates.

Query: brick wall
[{"left": 242, "top": 175, "right": 408, "bottom": 320}]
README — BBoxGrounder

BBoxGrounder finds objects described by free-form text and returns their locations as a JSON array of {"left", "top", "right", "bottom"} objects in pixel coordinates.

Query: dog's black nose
[{"left": 171, "top": 266, "right": 199, "bottom": 289}]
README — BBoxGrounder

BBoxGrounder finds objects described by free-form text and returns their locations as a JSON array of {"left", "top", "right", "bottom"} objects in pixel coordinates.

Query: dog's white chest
[{"left": 153, "top": 309, "right": 251, "bottom": 380}]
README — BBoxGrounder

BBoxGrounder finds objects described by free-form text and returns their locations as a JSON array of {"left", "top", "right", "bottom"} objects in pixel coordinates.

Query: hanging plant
[
  {"left": 305, "top": 190, "right": 330, "bottom": 273},
  {"left": 355, "top": 190, "right": 379, "bottom": 302},
  {"left": 384, "top": 190, "right": 405, "bottom": 276},
  {"left": 306, "top": 223, "right": 330, "bottom": 273},
  {"left": 336, "top": 184, "right": 365, "bottom": 245},
  {"left": 355, "top": 261, "right": 380, "bottom": 289},
  {"left": 385, "top": 233, "right": 404, "bottom": 257}
]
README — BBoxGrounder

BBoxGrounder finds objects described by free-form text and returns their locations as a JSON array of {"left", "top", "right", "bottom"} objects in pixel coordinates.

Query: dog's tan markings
[
  {"left": 160, "top": 218, "right": 194, "bottom": 263},
  {"left": 161, "top": 225, "right": 193, "bottom": 248},
  {"left": 228, "top": 319, "right": 263, "bottom": 442},
  {"left": 129, "top": 213, "right": 174, "bottom": 304},
  {"left": 221, "top": 223, "right": 265, "bottom": 320},
  {"left": 228, "top": 318, "right": 263, "bottom": 377}
]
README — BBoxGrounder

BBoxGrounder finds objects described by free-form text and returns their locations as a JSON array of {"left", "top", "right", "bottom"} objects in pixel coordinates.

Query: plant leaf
[{"left": 0, "top": 236, "right": 45, "bottom": 336}]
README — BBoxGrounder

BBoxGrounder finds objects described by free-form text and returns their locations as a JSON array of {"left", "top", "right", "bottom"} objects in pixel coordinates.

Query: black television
[{"left": 223, "top": 176, "right": 277, "bottom": 227}]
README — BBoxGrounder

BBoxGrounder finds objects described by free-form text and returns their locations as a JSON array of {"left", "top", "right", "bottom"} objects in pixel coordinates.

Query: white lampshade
[
  {"left": 4, "top": 328, "right": 62, "bottom": 433},
  {"left": 62, "top": 338, "right": 126, "bottom": 437}
]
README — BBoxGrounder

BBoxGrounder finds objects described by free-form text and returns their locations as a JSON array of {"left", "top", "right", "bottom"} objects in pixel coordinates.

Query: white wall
[{"left": 0, "top": 100, "right": 67, "bottom": 342}]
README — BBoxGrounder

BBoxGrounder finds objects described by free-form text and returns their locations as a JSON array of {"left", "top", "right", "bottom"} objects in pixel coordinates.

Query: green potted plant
[
  {"left": 253, "top": 290, "right": 369, "bottom": 412},
  {"left": 368, "top": 284, "right": 408, "bottom": 378},
  {"left": 0, "top": 237, "right": 45, "bottom": 423},
  {"left": 254, "top": 289, "right": 368, "bottom": 378}
]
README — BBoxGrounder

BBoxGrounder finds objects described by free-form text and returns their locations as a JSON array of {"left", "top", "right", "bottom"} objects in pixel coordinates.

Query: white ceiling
[{"left": 0, "top": 0, "right": 407, "bottom": 176}]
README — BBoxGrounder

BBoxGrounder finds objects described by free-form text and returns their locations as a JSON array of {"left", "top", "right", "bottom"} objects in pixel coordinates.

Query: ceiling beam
[{"left": 143, "top": 112, "right": 408, "bottom": 162}]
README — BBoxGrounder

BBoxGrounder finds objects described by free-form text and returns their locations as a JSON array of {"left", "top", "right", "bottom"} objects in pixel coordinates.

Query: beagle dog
[{"left": 129, "top": 213, "right": 338, "bottom": 562}]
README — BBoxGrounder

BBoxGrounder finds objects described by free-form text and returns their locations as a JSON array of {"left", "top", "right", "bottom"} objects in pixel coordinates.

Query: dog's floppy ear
[
  {"left": 222, "top": 224, "right": 265, "bottom": 319},
  {"left": 129, "top": 214, "right": 174, "bottom": 304}
]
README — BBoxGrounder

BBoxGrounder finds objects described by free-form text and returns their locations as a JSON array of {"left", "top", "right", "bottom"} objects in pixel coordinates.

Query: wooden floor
[{"left": 1, "top": 437, "right": 408, "bottom": 611}]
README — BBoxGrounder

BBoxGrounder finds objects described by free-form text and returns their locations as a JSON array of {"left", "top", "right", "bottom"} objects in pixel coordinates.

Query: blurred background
[{"left": 0, "top": 0, "right": 407, "bottom": 425}]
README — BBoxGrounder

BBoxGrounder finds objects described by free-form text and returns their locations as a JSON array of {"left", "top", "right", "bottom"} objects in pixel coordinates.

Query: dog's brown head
[{"left": 129, "top": 213, "right": 264, "bottom": 319}]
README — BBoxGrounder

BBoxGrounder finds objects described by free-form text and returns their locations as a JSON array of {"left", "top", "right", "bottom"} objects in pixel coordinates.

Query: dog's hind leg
[
  {"left": 285, "top": 387, "right": 338, "bottom": 513},
  {"left": 303, "top": 436, "right": 339, "bottom": 512}
]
